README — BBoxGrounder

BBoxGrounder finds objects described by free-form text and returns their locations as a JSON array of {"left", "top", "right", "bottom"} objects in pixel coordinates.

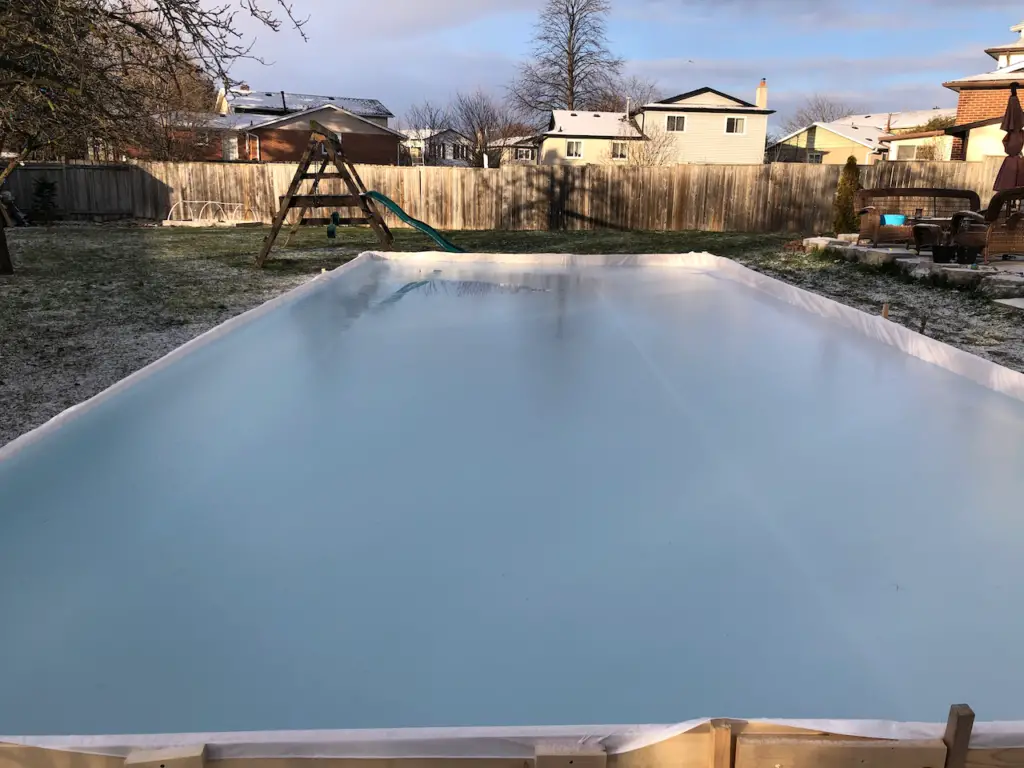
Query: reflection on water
[{"left": 372, "top": 277, "right": 548, "bottom": 311}]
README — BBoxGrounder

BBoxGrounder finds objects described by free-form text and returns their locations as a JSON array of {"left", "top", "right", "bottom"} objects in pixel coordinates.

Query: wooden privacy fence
[{"left": 5, "top": 157, "right": 1008, "bottom": 234}]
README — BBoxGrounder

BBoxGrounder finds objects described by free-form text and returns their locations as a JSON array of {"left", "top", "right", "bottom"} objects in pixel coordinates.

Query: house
[
  {"left": 880, "top": 128, "right": 955, "bottom": 162},
  {"left": 218, "top": 85, "right": 394, "bottom": 128},
  {"left": 488, "top": 136, "right": 541, "bottom": 165},
  {"left": 769, "top": 109, "right": 956, "bottom": 164},
  {"left": 402, "top": 129, "right": 475, "bottom": 166},
  {"left": 141, "top": 103, "right": 406, "bottom": 164},
  {"left": 536, "top": 82, "right": 773, "bottom": 166},
  {"left": 631, "top": 83, "right": 773, "bottom": 165},
  {"left": 943, "top": 20, "right": 1024, "bottom": 161},
  {"left": 537, "top": 111, "right": 645, "bottom": 165},
  {"left": 236, "top": 105, "right": 405, "bottom": 163}
]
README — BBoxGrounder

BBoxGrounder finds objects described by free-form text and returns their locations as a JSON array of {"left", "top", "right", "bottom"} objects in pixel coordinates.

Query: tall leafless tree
[
  {"left": 451, "top": 90, "right": 518, "bottom": 167},
  {"left": 509, "top": 0, "right": 623, "bottom": 117},
  {"left": 399, "top": 100, "right": 456, "bottom": 165},
  {"left": 0, "top": 0, "right": 306, "bottom": 274},
  {"left": 781, "top": 94, "right": 858, "bottom": 134},
  {"left": 402, "top": 100, "right": 455, "bottom": 135}
]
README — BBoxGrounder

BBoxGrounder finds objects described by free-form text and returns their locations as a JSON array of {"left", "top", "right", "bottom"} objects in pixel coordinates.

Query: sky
[{"left": 230, "top": 0, "right": 1023, "bottom": 131}]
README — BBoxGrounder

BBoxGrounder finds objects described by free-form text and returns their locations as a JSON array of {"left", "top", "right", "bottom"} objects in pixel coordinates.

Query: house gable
[
  {"left": 251, "top": 105, "right": 404, "bottom": 137},
  {"left": 656, "top": 87, "right": 756, "bottom": 109}
]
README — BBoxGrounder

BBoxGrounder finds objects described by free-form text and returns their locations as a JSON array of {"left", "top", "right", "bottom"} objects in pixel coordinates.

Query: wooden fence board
[{"left": 5, "top": 159, "right": 1010, "bottom": 234}]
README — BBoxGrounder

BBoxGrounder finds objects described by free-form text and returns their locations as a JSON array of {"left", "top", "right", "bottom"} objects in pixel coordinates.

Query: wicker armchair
[
  {"left": 856, "top": 188, "right": 982, "bottom": 247},
  {"left": 983, "top": 187, "right": 1024, "bottom": 263}
]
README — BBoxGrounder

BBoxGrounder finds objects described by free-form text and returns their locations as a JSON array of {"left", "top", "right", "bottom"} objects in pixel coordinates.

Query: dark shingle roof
[{"left": 227, "top": 89, "right": 394, "bottom": 118}]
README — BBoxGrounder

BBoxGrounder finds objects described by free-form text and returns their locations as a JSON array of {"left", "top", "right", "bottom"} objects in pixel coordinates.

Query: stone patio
[{"left": 803, "top": 238, "right": 1024, "bottom": 300}]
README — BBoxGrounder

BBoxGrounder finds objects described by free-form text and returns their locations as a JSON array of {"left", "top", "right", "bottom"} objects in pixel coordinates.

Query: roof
[
  {"left": 654, "top": 86, "right": 757, "bottom": 108},
  {"left": 247, "top": 104, "right": 406, "bottom": 138},
  {"left": 162, "top": 112, "right": 274, "bottom": 130},
  {"left": 944, "top": 61, "right": 1024, "bottom": 90},
  {"left": 985, "top": 40, "right": 1024, "bottom": 56},
  {"left": 829, "top": 108, "right": 956, "bottom": 130},
  {"left": 545, "top": 111, "right": 642, "bottom": 138},
  {"left": 945, "top": 116, "right": 1003, "bottom": 135},
  {"left": 768, "top": 108, "right": 956, "bottom": 150},
  {"left": 986, "top": 21, "right": 1024, "bottom": 56},
  {"left": 487, "top": 135, "right": 540, "bottom": 148},
  {"left": 403, "top": 128, "right": 472, "bottom": 142},
  {"left": 878, "top": 129, "right": 948, "bottom": 142},
  {"left": 226, "top": 88, "right": 393, "bottom": 118}
]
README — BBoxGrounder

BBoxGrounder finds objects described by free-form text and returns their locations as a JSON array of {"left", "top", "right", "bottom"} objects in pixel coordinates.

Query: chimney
[{"left": 755, "top": 78, "right": 768, "bottom": 109}]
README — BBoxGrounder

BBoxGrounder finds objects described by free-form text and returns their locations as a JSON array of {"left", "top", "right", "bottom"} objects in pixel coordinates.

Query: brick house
[
  {"left": 236, "top": 105, "right": 406, "bottom": 163},
  {"left": 944, "top": 20, "right": 1024, "bottom": 161},
  {"left": 149, "top": 104, "right": 406, "bottom": 164}
]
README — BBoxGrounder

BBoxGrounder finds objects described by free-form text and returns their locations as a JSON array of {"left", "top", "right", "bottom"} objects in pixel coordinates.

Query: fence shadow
[{"left": 5, "top": 162, "right": 172, "bottom": 222}]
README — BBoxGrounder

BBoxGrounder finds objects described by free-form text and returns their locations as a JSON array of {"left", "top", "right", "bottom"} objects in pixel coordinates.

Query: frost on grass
[{"left": 0, "top": 226, "right": 364, "bottom": 446}]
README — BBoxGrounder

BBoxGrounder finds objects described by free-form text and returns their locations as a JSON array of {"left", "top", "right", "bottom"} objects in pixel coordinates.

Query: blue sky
[{"left": 231, "top": 0, "right": 1022, "bottom": 130}]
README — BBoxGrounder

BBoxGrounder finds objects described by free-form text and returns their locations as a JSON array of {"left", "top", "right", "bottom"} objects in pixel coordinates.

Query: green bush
[
  {"left": 833, "top": 156, "right": 860, "bottom": 234},
  {"left": 31, "top": 178, "right": 58, "bottom": 225}
]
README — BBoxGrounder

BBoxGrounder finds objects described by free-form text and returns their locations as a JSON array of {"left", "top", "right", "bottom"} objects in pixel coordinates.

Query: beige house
[
  {"left": 538, "top": 111, "right": 645, "bottom": 165},
  {"left": 537, "top": 82, "right": 774, "bottom": 166},
  {"left": 882, "top": 130, "right": 955, "bottom": 161},
  {"left": 769, "top": 109, "right": 956, "bottom": 164}
]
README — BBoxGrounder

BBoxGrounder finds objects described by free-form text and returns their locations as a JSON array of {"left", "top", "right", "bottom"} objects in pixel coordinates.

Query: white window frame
[
  {"left": 566, "top": 140, "right": 583, "bottom": 159},
  {"left": 807, "top": 151, "right": 823, "bottom": 164},
  {"left": 725, "top": 117, "right": 746, "bottom": 135},
  {"left": 666, "top": 115, "right": 686, "bottom": 132},
  {"left": 515, "top": 147, "right": 535, "bottom": 161},
  {"left": 611, "top": 141, "right": 628, "bottom": 160}
]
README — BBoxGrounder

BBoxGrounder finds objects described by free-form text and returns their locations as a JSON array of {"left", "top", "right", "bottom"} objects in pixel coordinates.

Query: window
[
  {"left": 807, "top": 151, "right": 823, "bottom": 164},
  {"left": 726, "top": 117, "right": 746, "bottom": 134},
  {"left": 195, "top": 131, "right": 210, "bottom": 147},
  {"left": 515, "top": 147, "right": 535, "bottom": 161},
  {"left": 667, "top": 115, "right": 686, "bottom": 132},
  {"left": 895, "top": 145, "right": 918, "bottom": 161},
  {"left": 566, "top": 140, "right": 583, "bottom": 158},
  {"left": 611, "top": 141, "right": 628, "bottom": 160}
]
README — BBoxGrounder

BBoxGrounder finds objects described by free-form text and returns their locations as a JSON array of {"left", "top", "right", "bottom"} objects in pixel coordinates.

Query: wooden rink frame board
[{"left": 4, "top": 707, "right": 1023, "bottom": 768}]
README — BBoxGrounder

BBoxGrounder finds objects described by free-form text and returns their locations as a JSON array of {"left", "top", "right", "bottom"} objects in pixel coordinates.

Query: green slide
[{"left": 363, "top": 191, "right": 465, "bottom": 253}]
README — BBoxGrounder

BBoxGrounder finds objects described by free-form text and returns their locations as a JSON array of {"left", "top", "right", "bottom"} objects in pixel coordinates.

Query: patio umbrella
[{"left": 994, "top": 83, "right": 1024, "bottom": 191}]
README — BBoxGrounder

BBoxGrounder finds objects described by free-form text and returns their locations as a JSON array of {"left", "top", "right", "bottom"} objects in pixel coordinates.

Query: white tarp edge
[
  {"left": 4, "top": 251, "right": 1024, "bottom": 755},
  {"left": 7, "top": 718, "right": 1024, "bottom": 758}
]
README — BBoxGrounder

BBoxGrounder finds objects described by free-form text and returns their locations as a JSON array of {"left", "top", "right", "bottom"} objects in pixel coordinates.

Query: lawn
[{"left": 2, "top": 224, "right": 1022, "bottom": 446}]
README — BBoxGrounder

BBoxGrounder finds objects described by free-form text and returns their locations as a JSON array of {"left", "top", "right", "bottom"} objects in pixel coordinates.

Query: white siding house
[{"left": 536, "top": 82, "right": 774, "bottom": 166}]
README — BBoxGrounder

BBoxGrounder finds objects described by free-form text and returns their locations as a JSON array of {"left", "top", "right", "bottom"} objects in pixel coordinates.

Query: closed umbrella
[{"left": 994, "top": 82, "right": 1024, "bottom": 191}]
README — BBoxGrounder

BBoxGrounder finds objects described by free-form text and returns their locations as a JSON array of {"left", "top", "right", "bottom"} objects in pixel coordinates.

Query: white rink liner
[
  {"left": 4, "top": 252, "right": 1024, "bottom": 754},
  {"left": 5, "top": 250, "right": 1023, "bottom": 465}
]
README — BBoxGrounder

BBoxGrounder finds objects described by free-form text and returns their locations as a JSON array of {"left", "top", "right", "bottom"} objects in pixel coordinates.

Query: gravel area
[{"left": 2, "top": 225, "right": 1022, "bottom": 447}]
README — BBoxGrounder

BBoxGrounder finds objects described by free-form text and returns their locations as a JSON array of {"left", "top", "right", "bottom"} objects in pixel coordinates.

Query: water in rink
[{"left": 3, "top": 256, "right": 1024, "bottom": 736}]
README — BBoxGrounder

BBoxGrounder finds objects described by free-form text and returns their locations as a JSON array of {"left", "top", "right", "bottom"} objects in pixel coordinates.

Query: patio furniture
[
  {"left": 856, "top": 188, "right": 982, "bottom": 247},
  {"left": 982, "top": 186, "right": 1024, "bottom": 262}
]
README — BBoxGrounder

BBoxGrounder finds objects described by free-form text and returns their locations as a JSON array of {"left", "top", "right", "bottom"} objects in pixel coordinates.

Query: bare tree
[
  {"left": 509, "top": 0, "right": 623, "bottom": 117},
  {"left": 452, "top": 90, "right": 518, "bottom": 167},
  {"left": 0, "top": 0, "right": 306, "bottom": 273},
  {"left": 781, "top": 94, "right": 858, "bottom": 134},
  {"left": 403, "top": 100, "right": 455, "bottom": 134},
  {"left": 138, "top": 66, "right": 220, "bottom": 161},
  {"left": 591, "top": 75, "right": 663, "bottom": 113},
  {"left": 628, "top": 122, "right": 676, "bottom": 166}
]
